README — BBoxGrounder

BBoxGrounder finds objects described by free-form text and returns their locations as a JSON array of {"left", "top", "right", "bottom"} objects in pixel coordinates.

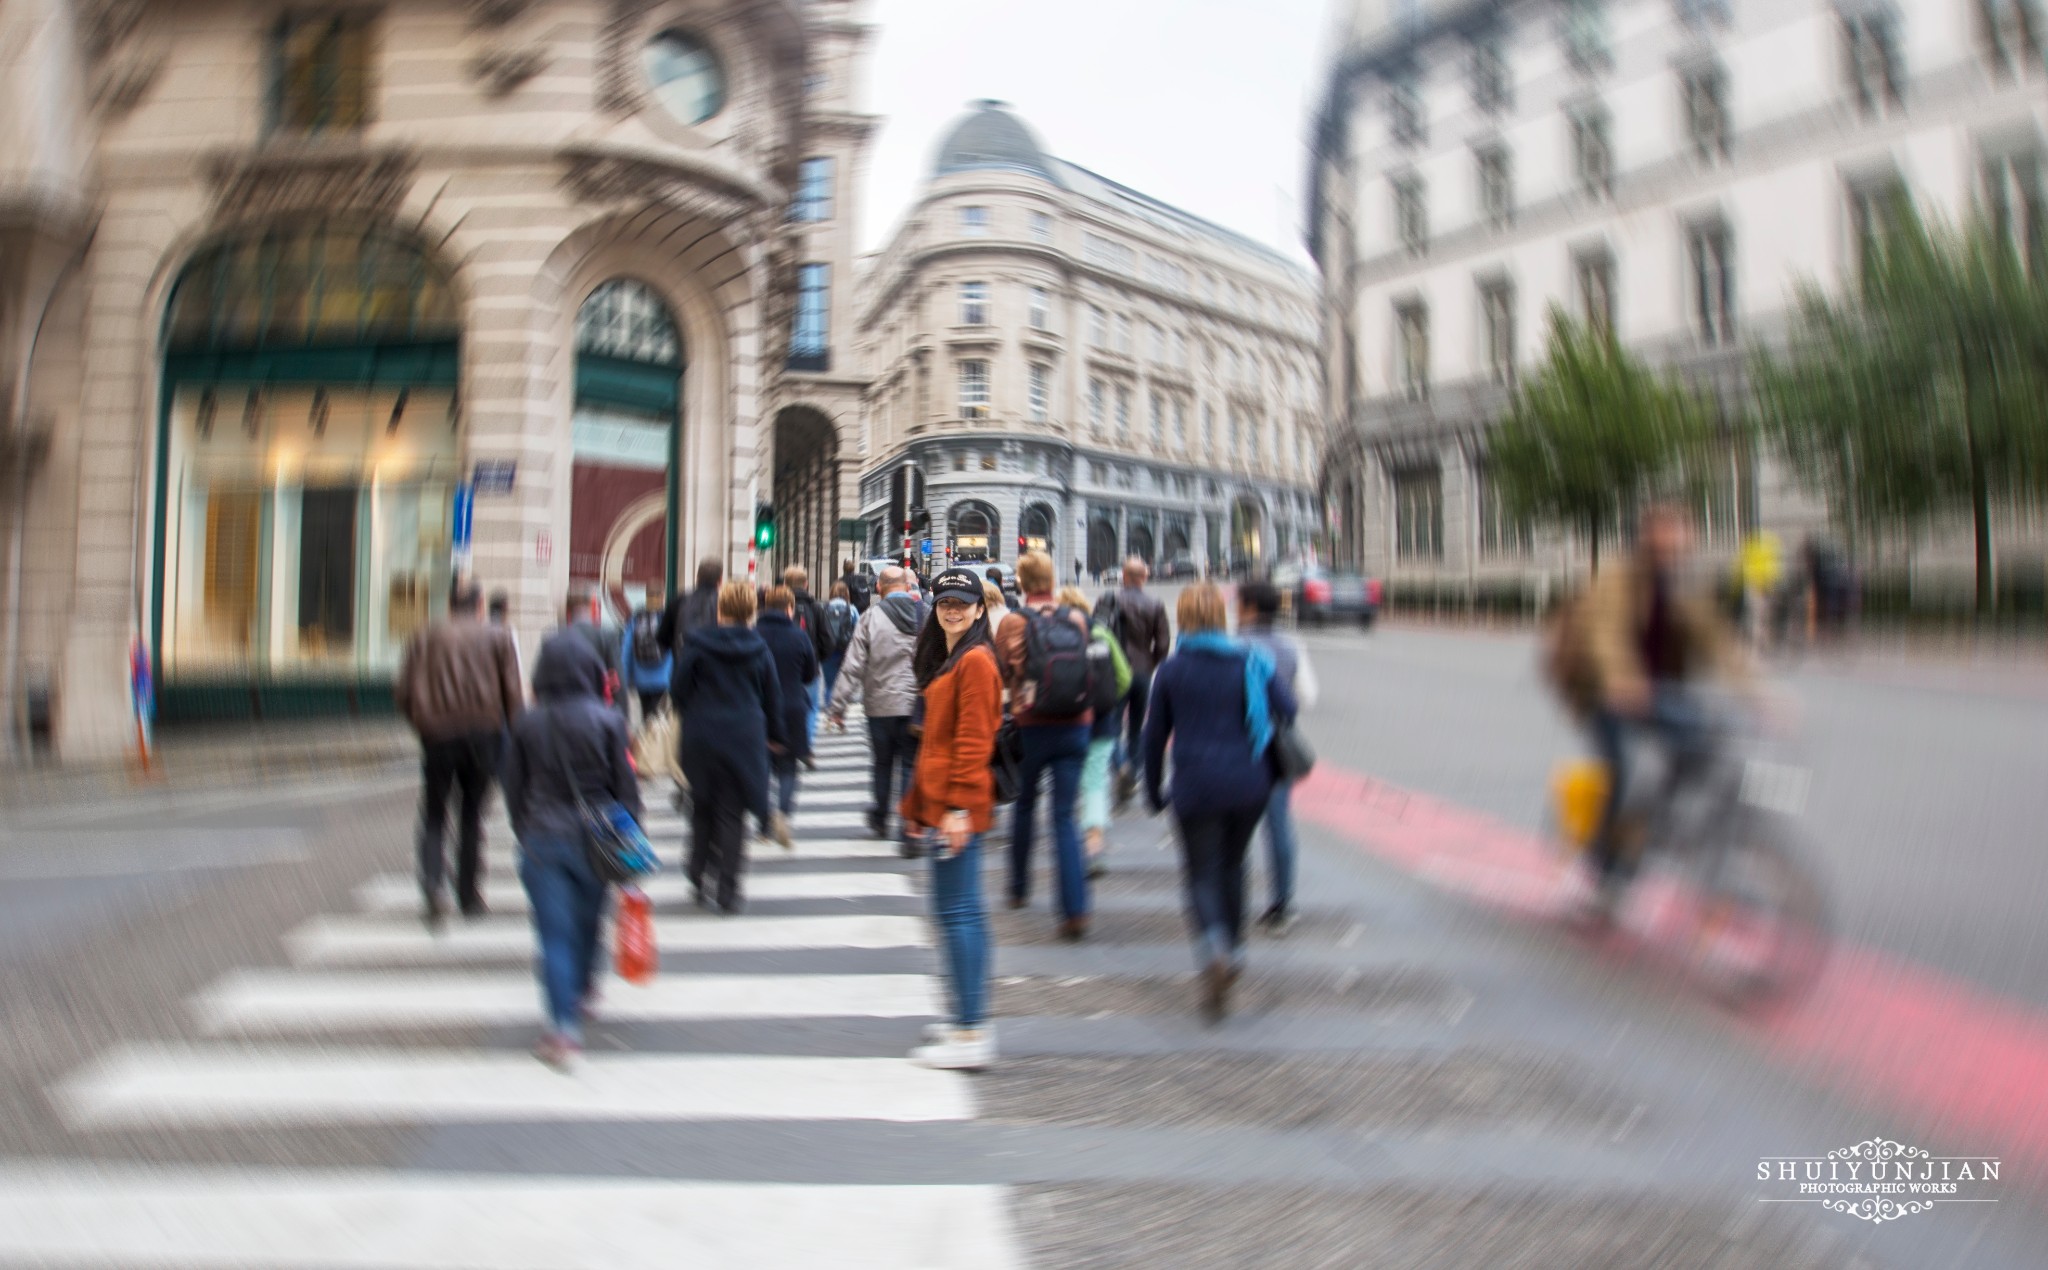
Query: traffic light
[
  {"left": 1018, "top": 535, "right": 1027, "bottom": 554},
  {"left": 754, "top": 502, "right": 776, "bottom": 550}
]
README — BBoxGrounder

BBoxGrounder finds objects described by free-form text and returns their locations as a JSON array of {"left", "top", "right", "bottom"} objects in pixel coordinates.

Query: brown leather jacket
[
  {"left": 395, "top": 615, "right": 525, "bottom": 741},
  {"left": 1574, "top": 558, "right": 1746, "bottom": 716}
]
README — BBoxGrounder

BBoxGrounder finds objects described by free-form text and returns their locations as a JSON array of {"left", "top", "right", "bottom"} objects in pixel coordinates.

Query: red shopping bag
[{"left": 615, "top": 886, "right": 656, "bottom": 985}]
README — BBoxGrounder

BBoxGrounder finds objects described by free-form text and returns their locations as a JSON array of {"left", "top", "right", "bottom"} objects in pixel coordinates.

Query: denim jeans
[
  {"left": 928, "top": 832, "right": 990, "bottom": 1028},
  {"left": 804, "top": 679, "right": 820, "bottom": 750},
  {"left": 866, "top": 715, "right": 918, "bottom": 836},
  {"left": 1118, "top": 673, "right": 1153, "bottom": 773},
  {"left": 1176, "top": 806, "right": 1262, "bottom": 970},
  {"left": 1262, "top": 778, "right": 1297, "bottom": 912},
  {"left": 1008, "top": 722, "right": 1091, "bottom": 919},
  {"left": 821, "top": 654, "right": 844, "bottom": 706},
  {"left": 516, "top": 832, "right": 607, "bottom": 1043},
  {"left": 1079, "top": 735, "right": 1117, "bottom": 834},
  {"left": 772, "top": 751, "right": 799, "bottom": 817},
  {"left": 1588, "top": 684, "right": 1711, "bottom": 883}
]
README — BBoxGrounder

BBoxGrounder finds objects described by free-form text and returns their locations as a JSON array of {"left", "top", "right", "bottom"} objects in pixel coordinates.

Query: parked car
[
  {"left": 1296, "top": 565, "right": 1381, "bottom": 628},
  {"left": 951, "top": 561, "right": 1020, "bottom": 602},
  {"left": 1159, "top": 553, "right": 1200, "bottom": 580}
]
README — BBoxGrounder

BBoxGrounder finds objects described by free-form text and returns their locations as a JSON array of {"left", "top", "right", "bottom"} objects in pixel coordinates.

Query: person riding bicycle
[{"left": 1552, "top": 501, "right": 1754, "bottom": 920}]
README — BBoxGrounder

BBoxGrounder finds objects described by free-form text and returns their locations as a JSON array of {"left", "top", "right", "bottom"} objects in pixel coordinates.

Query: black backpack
[
  {"left": 1085, "top": 634, "right": 1123, "bottom": 719},
  {"left": 631, "top": 610, "right": 664, "bottom": 668},
  {"left": 1019, "top": 605, "right": 1095, "bottom": 719},
  {"left": 843, "top": 572, "right": 873, "bottom": 612}
]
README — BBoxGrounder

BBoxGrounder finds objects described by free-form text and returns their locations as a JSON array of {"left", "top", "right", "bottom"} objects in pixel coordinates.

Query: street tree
[
  {"left": 1756, "top": 206, "right": 2048, "bottom": 613},
  {"left": 1490, "top": 309, "right": 1712, "bottom": 570}
]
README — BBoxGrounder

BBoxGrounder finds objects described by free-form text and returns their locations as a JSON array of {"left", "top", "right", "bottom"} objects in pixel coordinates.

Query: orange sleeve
[
  {"left": 993, "top": 611, "right": 1027, "bottom": 693},
  {"left": 942, "top": 650, "right": 1002, "bottom": 817}
]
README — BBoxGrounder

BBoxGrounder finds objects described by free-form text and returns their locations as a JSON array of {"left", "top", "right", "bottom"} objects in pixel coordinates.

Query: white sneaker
[
  {"left": 770, "top": 813, "right": 795, "bottom": 851},
  {"left": 909, "top": 1026, "right": 995, "bottom": 1070}
]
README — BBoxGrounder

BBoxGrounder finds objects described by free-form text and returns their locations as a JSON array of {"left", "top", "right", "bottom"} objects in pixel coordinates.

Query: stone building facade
[
  {"left": 0, "top": 0, "right": 872, "bottom": 760},
  {"left": 855, "top": 101, "right": 1322, "bottom": 581},
  {"left": 1308, "top": 0, "right": 2046, "bottom": 599}
]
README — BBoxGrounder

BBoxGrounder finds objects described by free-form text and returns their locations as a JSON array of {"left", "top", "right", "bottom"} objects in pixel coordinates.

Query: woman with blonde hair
[
  {"left": 672, "top": 580, "right": 784, "bottom": 912},
  {"left": 1141, "top": 582, "right": 1297, "bottom": 1019}
]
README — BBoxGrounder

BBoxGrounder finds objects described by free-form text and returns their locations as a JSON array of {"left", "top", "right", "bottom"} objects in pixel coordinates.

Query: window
[
  {"left": 1573, "top": 245, "right": 1616, "bottom": 335},
  {"left": 959, "top": 360, "right": 990, "bottom": 418},
  {"left": 789, "top": 263, "right": 830, "bottom": 371},
  {"left": 1089, "top": 377, "right": 1107, "bottom": 432},
  {"left": 981, "top": 453, "right": 998, "bottom": 471},
  {"left": 1084, "top": 234, "right": 1137, "bottom": 272},
  {"left": 1393, "top": 173, "right": 1428, "bottom": 254},
  {"left": 1148, "top": 323, "right": 1164, "bottom": 362},
  {"left": 1116, "top": 313, "right": 1133, "bottom": 354},
  {"left": 1847, "top": 175, "right": 1911, "bottom": 287},
  {"left": 1115, "top": 384, "right": 1131, "bottom": 435},
  {"left": 1396, "top": 302, "right": 1430, "bottom": 403},
  {"left": 1394, "top": 469, "right": 1444, "bottom": 561},
  {"left": 1843, "top": 11, "right": 1903, "bottom": 115},
  {"left": 1571, "top": 104, "right": 1613, "bottom": 198},
  {"left": 1174, "top": 397, "right": 1187, "bottom": 448},
  {"left": 1471, "top": 31, "right": 1511, "bottom": 113},
  {"left": 1561, "top": 0, "right": 1611, "bottom": 74},
  {"left": 1228, "top": 409, "right": 1242, "bottom": 461},
  {"left": 272, "top": 12, "right": 373, "bottom": 133},
  {"left": 1149, "top": 391, "right": 1166, "bottom": 444},
  {"left": 1687, "top": 219, "right": 1735, "bottom": 345},
  {"left": 1174, "top": 330, "right": 1189, "bottom": 367},
  {"left": 1978, "top": 0, "right": 2044, "bottom": 78},
  {"left": 1203, "top": 404, "right": 1216, "bottom": 451},
  {"left": 1479, "top": 278, "right": 1516, "bottom": 387},
  {"left": 960, "top": 205, "right": 990, "bottom": 236},
  {"left": 1477, "top": 145, "right": 1513, "bottom": 229},
  {"left": 1028, "top": 364, "right": 1051, "bottom": 422},
  {"left": 959, "top": 281, "right": 988, "bottom": 326},
  {"left": 1028, "top": 286, "right": 1050, "bottom": 330},
  {"left": 790, "top": 156, "right": 834, "bottom": 221},
  {"left": 1029, "top": 211, "right": 1055, "bottom": 244},
  {"left": 952, "top": 452, "right": 967, "bottom": 472},
  {"left": 643, "top": 29, "right": 727, "bottom": 124},
  {"left": 1389, "top": 73, "right": 1426, "bottom": 147},
  {"left": 1982, "top": 148, "right": 2046, "bottom": 275},
  {"left": 1682, "top": 62, "right": 1730, "bottom": 163},
  {"left": 1476, "top": 466, "right": 1531, "bottom": 557},
  {"left": 1088, "top": 305, "right": 1108, "bottom": 347}
]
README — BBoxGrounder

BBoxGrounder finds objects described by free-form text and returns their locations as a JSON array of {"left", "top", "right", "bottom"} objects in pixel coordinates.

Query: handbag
[
  {"left": 544, "top": 727, "right": 659, "bottom": 885},
  {"left": 990, "top": 715, "right": 1023, "bottom": 805},
  {"left": 614, "top": 885, "right": 657, "bottom": 984},
  {"left": 1268, "top": 721, "right": 1316, "bottom": 783}
]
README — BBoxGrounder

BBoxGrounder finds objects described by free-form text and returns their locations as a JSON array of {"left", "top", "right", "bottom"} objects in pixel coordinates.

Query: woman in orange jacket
[{"left": 901, "top": 568, "right": 1003, "bottom": 1070}]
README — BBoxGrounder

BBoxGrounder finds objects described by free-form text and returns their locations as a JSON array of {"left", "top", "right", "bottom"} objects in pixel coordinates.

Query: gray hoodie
[{"left": 828, "top": 591, "right": 925, "bottom": 720}]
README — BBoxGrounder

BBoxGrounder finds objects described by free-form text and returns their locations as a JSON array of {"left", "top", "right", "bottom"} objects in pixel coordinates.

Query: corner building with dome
[
  {"left": 854, "top": 101, "right": 1322, "bottom": 581},
  {"left": 0, "top": 0, "right": 875, "bottom": 759}
]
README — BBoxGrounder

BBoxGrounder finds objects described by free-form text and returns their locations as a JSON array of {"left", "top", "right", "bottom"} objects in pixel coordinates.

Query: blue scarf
[{"left": 1175, "top": 631, "right": 1275, "bottom": 760}]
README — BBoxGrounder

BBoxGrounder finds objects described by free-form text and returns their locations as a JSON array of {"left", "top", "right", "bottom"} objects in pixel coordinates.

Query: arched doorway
[
  {"left": 1162, "top": 521, "right": 1190, "bottom": 561},
  {"left": 153, "top": 222, "right": 460, "bottom": 720},
  {"left": 1020, "top": 502, "right": 1056, "bottom": 557},
  {"left": 1127, "top": 520, "right": 1155, "bottom": 566},
  {"left": 1231, "top": 495, "right": 1265, "bottom": 570},
  {"left": 1086, "top": 512, "right": 1119, "bottom": 579},
  {"left": 771, "top": 405, "right": 839, "bottom": 584},
  {"left": 948, "top": 500, "right": 998, "bottom": 562},
  {"left": 573, "top": 279, "right": 683, "bottom": 621}
]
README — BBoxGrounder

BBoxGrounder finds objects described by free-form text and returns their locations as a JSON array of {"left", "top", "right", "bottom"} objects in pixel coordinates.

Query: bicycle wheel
[{"left": 1687, "top": 815, "right": 1831, "bottom": 1008}]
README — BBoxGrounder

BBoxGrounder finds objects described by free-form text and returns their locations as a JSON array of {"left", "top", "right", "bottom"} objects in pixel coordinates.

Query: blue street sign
[
  {"left": 452, "top": 483, "right": 475, "bottom": 552},
  {"left": 921, "top": 538, "right": 934, "bottom": 555},
  {"left": 472, "top": 459, "right": 517, "bottom": 495}
]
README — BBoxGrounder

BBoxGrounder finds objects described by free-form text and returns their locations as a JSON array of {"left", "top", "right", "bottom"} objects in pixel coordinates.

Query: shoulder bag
[{"left": 544, "top": 723, "right": 659, "bottom": 885}]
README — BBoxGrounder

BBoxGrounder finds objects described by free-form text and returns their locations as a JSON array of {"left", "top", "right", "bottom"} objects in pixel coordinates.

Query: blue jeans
[
  {"left": 1263, "top": 778, "right": 1297, "bottom": 912},
  {"left": 804, "top": 680, "right": 820, "bottom": 750},
  {"left": 929, "top": 832, "right": 990, "bottom": 1028},
  {"left": 517, "top": 832, "right": 607, "bottom": 1043},
  {"left": 772, "top": 752, "right": 798, "bottom": 817},
  {"left": 821, "top": 654, "right": 844, "bottom": 706},
  {"left": 1008, "top": 723, "right": 1090, "bottom": 920},
  {"left": 1177, "top": 806, "right": 1261, "bottom": 970},
  {"left": 1588, "top": 684, "right": 1711, "bottom": 883}
]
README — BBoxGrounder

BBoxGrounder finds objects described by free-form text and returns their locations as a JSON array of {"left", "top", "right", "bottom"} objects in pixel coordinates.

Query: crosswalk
[{"left": 4, "top": 719, "right": 1027, "bottom": 1269}]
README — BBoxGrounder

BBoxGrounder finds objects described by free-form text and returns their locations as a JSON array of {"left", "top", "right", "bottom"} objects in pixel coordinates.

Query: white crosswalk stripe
[{"left": 11, "top": 720, "right": 1028, "bottom": 1269}]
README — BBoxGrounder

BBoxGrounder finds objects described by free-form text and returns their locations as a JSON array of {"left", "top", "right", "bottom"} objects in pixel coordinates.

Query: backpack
[
  {"left": 630, "top": 610, "right": 664, "bottom": 669},
  {"left": 843, "top": 572, "right": 873, "bottom": 611},
  {"left": 823, "top": 598, "right": 856, "bottom": 654},
  {"left": 1018, "top": 605, "right": 1095, "bottom": 719},
  {"left": 1086, "top": 623, "right": 1131, "bottom": 719}
]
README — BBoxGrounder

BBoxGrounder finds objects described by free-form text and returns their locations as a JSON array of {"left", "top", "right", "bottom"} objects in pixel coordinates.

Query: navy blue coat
[
  {"left": 672, "top": 622, "right": 784, "bottom": 822},
  {"left": 502, "top": 630, "right": 644, "bottom": 845},
  {"left": 755, "top": 610, "right": 820, "bottom": 761},
  {"left": 1141, "top": 643, "right": 1298, "bottom": 819}
]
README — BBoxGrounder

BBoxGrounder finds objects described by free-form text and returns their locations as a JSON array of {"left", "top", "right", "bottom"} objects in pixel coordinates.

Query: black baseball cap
[{"left": 929, "top": 569, "right": 986, "bottom": 604}]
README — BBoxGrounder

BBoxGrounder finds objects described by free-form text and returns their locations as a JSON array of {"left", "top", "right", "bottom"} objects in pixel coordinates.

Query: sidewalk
[{"left": 0, "top": 718, "right": 416, "bottom": 810}]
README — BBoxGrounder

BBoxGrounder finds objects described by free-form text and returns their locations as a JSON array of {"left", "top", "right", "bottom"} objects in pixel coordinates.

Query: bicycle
[{"left": 1549, "top": 694, "right": 1831, "bottom": 1008}]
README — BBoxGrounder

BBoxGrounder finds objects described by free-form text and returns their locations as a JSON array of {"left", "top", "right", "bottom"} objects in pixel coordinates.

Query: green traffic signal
[{"left": 754, "top": 503, "right": 776, "bottom": 549}]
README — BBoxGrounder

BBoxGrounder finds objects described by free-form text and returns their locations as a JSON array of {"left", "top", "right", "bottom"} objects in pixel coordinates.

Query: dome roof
[{"left": 931, "top": 100, "right": 1058, "bottom": 184}]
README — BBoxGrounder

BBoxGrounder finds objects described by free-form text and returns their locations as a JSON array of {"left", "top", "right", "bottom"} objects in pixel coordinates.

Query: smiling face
[{"left": 934, "top": 595, "right": 983, "bottom": 639}]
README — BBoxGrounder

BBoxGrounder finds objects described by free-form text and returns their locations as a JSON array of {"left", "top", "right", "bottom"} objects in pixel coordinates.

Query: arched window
[
  {"left": 573, "top": 280, "right": 684, "bottom": 618},
  {"left": 166, "top": 223, "right": 457, "bottom": 354}
]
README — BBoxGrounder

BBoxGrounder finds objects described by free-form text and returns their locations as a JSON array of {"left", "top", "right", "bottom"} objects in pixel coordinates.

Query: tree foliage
[
  {"left": 1490, "top": 309, "right": 1712, "bottom": 568},
  {"left": 1756, "top": 206, "right": 2048, "bottom": 612}
]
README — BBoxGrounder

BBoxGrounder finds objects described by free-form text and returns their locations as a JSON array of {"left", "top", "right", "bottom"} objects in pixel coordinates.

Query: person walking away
[
  {"left": 621, "top": 599, "right": 672, "bottom": 726},
  {"left": 487, "top": 589, "right": 525, "bottom": 696},
  {"left": 560, "top": 586, "right": 623, "bottom": 718},
  {"left": 994, "top": 550, "right": 1096, "bottom": 939},
  {"left": 986, "top": 564, "right": 1018, "bottom": 608},
  {"left": 1550, "top": 501, "right": 1754, "bottom": 923},
  {"left": 1236, "top": 580, "right": 1319, "bottom": 934},
  {"left": 981, "top": 580, "right": 1011, "bottom": 633},
  {"left": 1095, "top": 558, "right": 1170, "bottom": 809},
  {"left": 783, "top": 566, "right": 833, "bottom": 767},
  {"left": 1061, "top": 585, "right": 1130, "bottom": 878},
  {"left": 756, "top": 585, "right": 819, "bottom": 850},
  {"left": 901, "top": 568, "right": 1003, "bottom": 1070},
  {"left": 395, "top": 579, "right": 524, "bottom": 925},
  {"left": 1142, "top": 582, "right": 1297, "bottom": 1019},
  {"left": 820, "top": 582, "right": 857, "bottom": 706},
  {"left": 658, "top": 557, "right": 724, "bottom": 656},
  {"left": 672, "top": 581, "right": 783, "bottom": 912},
  {"left": 500, "top": 632, "right": 642, "bottom": 1070},
  {"left": 826, "top": 566, "right": 926, "bottom": 852},
  {"left": 838, "top": 558, "right": 873, "bottom": 614}
]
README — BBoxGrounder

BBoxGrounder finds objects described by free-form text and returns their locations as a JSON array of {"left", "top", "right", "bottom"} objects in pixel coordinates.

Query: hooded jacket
[
  {"left": 755, "top": 610, "right": 820, "bottom": 760},
  {"left": 502, "top": 630, "right": 643, "bottom": 844},
  {"left": 827, "top": 591, "right": 925, "bottom": 721},
  {"left": 1141, "top": 641, "right": 1298, "bottom": 819},
  {"left": 672, "top": 621, "right": 783, "bottom": 821}
]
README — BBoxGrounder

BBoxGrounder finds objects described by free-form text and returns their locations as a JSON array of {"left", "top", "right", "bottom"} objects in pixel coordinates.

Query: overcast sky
[{"left": 855, "top": 0, "right": 1333, "bottom": 263}]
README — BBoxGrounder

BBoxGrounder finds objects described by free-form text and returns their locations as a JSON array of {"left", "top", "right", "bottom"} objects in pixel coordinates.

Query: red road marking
[{"left": 1296, "top": 763, "right": 2048, "bottom": 1181}]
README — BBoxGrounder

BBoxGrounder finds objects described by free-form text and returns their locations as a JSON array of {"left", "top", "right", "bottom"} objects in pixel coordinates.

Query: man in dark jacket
[
  {"left": 672, "top": 582, "right": 785, "bottom": 913},
  {"left": 394, "top": 579, "right": 524, "bottom": 925},
  {"left": 756, "top": 586, "right": 820, "bottom": 849},
  {"left": 783, "top": 565, "right": 832, "bottom": 766},
  {"left": 837, "top": 558, "right": 873, "bottom": 613},
  {"left": 1109, "top": 557, "right": 1172, "bottom": 806},
  {"left": 657, "top": 557, "right": 724, "bottom": 656},
  {"left": 560, "top": 586, "right": 623, "bottom": 718}
]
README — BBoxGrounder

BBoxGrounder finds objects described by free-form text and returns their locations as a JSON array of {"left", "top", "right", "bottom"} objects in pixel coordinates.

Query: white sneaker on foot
[
  {"left": 909, "top": 1026, "right": 995, "bottom": 1070},
  {"left": 771, "top": 813, "right": 794, "bottom": 851}
]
